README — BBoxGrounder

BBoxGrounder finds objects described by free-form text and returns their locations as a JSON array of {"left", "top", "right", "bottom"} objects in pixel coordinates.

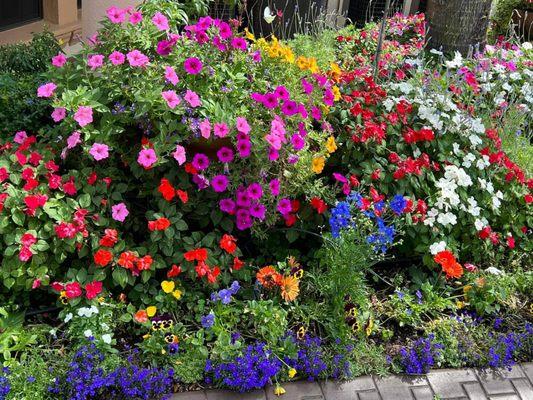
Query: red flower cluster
[
  {"left": 19, "top": 232, "right": 37, "bottom": 262},
  {"left": 434, "top": 250, "right": 463, "bottom": 279},
  {"left": 148, "top": 217, "right": 171, "bottom": 231},
  {"left": 158, "top": 178, "right": 188, "bottom": 203},
  {"left": 219, "top": 234, "right": 237, "bottom": 254},
  {"left": 402, "top": 127, "right": 435, "bottom": 144}
]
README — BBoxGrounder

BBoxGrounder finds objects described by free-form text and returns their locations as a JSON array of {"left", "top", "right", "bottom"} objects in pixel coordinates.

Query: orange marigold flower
[
  {"left": 280, "top": 275, "right": 300, "bottom": 302},
  {"left": 256, "top": 266, "right": 282, "bottom": 289},
  {"left": 219, "top": 234, "right": 237, "bottom": 254}
]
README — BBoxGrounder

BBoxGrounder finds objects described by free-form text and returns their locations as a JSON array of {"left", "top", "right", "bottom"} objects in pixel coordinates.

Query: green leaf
[
  {"left": 78, "top": 194, "right": 91, "bottom": 208},
  {"left": 11, "top": 210, "right": 25, "bottom": 226}
]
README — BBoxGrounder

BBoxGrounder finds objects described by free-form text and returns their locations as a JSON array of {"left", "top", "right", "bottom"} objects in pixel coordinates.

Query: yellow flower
[
  {"left": 274, "top": 385, "right": 286, "bottom": 396},
  {"left": 280, "top": 275, "right": 300, "bottom": 302},
  {"left": 308, "top": 58, "right": 319, "bottom": 73},
  {"left": 463, "top": 285, "right": 472, "bottom": 293},
  {"left": 332, "top": 86, "right": 341, "bottom": 101},
  {"left": 456, "top": 301, "right": 465, "bottom": 309},
  {"left": 365, "top": 317, "right": 374, "bottom": 337},
  {"left": 330, "top": 62, "right": 341, "bottom": 79},
  {"left": 296, "top": 56, "right": 309, "bottom": 70},
  {"left": 161, "top": 280, "right": 175, "bottom": 294},
  {"left": 142, "top": 333, "right": 151, "bottom": 340},
  {"left": 172, "top": 289, "right": 182, "bottom": 300},
  {"left": 288, "top": 368, "right": 297, "bottom": 378},
  {"left": 146, "top": 306, "right": 157, "bottom": 317},
  {"left": 244, "top": 28, "right": 255, "bottom": 42},
  {"left": 311, "top": 157, "right": 325, "bottom": 174},
  {"left": 326, "top": 136, "right": 337, "bottom": 153}
]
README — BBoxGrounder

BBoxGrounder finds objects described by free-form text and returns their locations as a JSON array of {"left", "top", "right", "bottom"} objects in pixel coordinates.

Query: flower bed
[{"left": 0, "top": 4, "right": 531, "bottom": 400}]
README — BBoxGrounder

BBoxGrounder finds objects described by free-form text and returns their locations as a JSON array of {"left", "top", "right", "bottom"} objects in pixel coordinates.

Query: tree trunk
[{"left": 426, "top": 0, "right": 493, "bottom": 55}]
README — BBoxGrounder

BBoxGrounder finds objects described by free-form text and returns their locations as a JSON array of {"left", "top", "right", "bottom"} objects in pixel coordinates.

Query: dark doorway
[
  {"left": 347, "top": 0, "right": 405, "bottom": 26},
  {"left": 0, "top": 0, "right": 42, "bottom": 31}
]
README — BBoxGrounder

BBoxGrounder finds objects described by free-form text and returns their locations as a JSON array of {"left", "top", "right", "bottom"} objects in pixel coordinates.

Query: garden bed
[{"left": 0, "top": 2, "right": 531, "bottom": 399}]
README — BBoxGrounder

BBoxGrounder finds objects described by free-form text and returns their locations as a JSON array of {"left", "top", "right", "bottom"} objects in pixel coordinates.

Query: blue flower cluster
[
  {"left": 367, "top": 218, "right": 395, "bottom": 253},
  {"left": 390, "top": 194, "right": 408, "bottom": 215},
  {"left": 285, "top": 335, "right": 327, "bottom": 381},
  {"left": 488, "top": 323, "right": 532, "bottom": 370},
  {"left": 0, "top": 368, "right": 10, "bottom": 400},
  {"left": 48, "top": 342, "right": 173, "bottom": 400},
  {"left": 399, "top": 335, "right": 443, "bottom": 374},
  {"left": 201, "top": 313, "right": 215, "bottom": 329},
  {"left": 329, "top": 201, "right": 352, "bottom": 238},
  {"left": 205, "top": 342, "right": 281, "bottom": 392},
  {"left": 210, "top": 281, "right": 240, "bottom": 305}
]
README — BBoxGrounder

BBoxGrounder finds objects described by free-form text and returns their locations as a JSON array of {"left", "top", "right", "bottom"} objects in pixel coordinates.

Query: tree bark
[{"left": 426, "top": 0, "right": 493, "bottom": 55}]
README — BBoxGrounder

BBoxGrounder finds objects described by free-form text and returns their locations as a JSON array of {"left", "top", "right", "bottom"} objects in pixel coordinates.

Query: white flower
[
  {"left": 429, "top": 241, "right": 447, "bottom": 255},
  {"left": 474, "top": 218, "right": 485, "bottom": 231},
  {"left": 445, "top": 51, "right": 463, "bottom": 69},
  {"left": 462, "top": 153, "right": 476, "bottom": 168},
  {"left": 469, "top": 134, "right": 482, "bottom": 147},
  {"left": 470, "top": 118, "right": 485, "bottom": 134},
  {"left": 64, "top": 313, "right": 73, "bottom": 323},
  {"left": 101, "top": 334, "right": 112, "bottom": 344},
  {"left": 485, "top": 267, "right": 503, "bottom": 275},
  {"left": 84, "top": 329, "right": 93, "bottom": 338},
  {"left": 452, "top": 143, "right": 461, "bottom": 155},
  {"left": 430, "top": 49, "right": 443, "bottom": 56},
  {"left": 522, "top": 42, "right": 532, "bottom": 51},
  {"left": 263, "top": 7, "right": 275, "bottom": 24},
  {"left": 437, "top": 212, "right": 457, "bottom": 226}
]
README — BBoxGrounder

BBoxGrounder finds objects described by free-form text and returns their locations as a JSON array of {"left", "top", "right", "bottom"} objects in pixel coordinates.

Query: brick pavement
[{"left": 171, "top": 363, "right": 533, "bottom": 400}]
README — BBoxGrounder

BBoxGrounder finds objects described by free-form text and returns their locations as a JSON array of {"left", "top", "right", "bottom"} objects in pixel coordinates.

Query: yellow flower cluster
[
  {"left": 311, "top": 136, "right": 338, "bottom": 174},
  {"left": 161, "top": 280, "right": 182, "bottom": 299}
]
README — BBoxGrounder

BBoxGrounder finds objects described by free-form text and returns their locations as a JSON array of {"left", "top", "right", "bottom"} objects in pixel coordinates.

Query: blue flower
[
  {"left": 201, "top": 314, "right": 215, "bottom": 329},
  {"left": 390, "top": 194, "right": 407, "bottom": 215},
  {"left": 329, "top": 201, "right": 352, "bottom": 238}
]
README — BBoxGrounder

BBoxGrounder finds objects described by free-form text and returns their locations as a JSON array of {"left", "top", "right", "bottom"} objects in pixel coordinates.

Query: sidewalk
[{"left": 171, "top": 363, "right": 533, "bottom": 400}]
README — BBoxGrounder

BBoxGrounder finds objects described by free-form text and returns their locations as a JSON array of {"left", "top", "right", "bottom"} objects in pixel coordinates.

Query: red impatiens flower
[
  {"left": 310, "top": 197, "right": 327, "bottom": 214},
  {"left": 434, "top": 250, "right": 463, "bottom": 279},
  {"left": 206, "top": 266, "right": 220, "bottom": 284},
  {"left": 219, "top": 234, "right": 237, "bottom": 254},
  {"left": 167, "top": 264, "right": 182, "bottom": 278},
  {"left": 232, "top": 257, "right": 245, "bottom": 271},
  {"left": 118, "top": 251, "right": 137, "bottom": 270},
  {"left": 100, "top": 229, "right": 118, "bottom": 247},
  {"left": 94, "top": 249, "right": 113, "bottom": 267},
  {"left": 184, "top": 248, "right": 208, "bottom": 262},
  {"left": 135, "top": 255, "right": 153, "bottom": 272},
  {"left": 148, "top": 217, "right": 171, "bottom": 231},
  {"left": 176, "top": 189, "right": 188, "bottom": 204},
  {"left": 158, "top": 178, "right": 175, "bottom": 201},
  {"left": 65, "top": 282, "right": 82, "bottom": 299},
  {"left": 85, "top": 281, "right": 103, "bottom": 300}
]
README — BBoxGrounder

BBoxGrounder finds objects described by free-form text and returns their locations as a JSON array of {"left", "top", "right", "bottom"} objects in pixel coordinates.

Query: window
[{"left": 0, "top": 0, "right": 42, "bottom": 31}]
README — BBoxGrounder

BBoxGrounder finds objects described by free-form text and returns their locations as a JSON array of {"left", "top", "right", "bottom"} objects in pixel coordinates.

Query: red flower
[
  {"left": 85, "top": 281, "right": 103, "bottom": 300},
  {"left": 100, "top": 229, "right": 118, "bottom": 247},
  {"left": 284, "top": 214, "right": 297, "bottom": 227},
  {"left": 19, "top": 246, "right": 33, "bottom": 262},
  {"left": 21, "top": 233, "right": 37, "bottom": 247},
  {"left": 94, "top": 249, "right": 113, "bottom": 267},
  {"left": 65, "top": 282, "right": 82, "bottom": 299},
  {"left": 0, "top": 167, "right": 8, "bottom": 182},
  {"left": 434, "top": 250, "right": 463, "bottom": 279},
  {"left": 219, "top": 234, "right": 237, "bottom": 254},
  {"left": 62, "top": 177, "right": 77, "bottom": 196},
  {"left": 232, "top": 257, "right": 245, "bottom": 271},
  {"left": 506, "top": 236, "right": 515, "bottom": 249},
  {"left": 87, "top": 172, "right": 98, "bottom": 185},
  {"left": 135, "top": 255, "right": 153, "bottom": 271},
  {"left": 51, "top": 282, "right": 64, "bottom": 292},
  {"left": 370, "top": 169, "right": 381, "bottom": 180},
  {"left": 118, "top": 251, "right": 137, "bottom": 269},
  {"left": 148, "top": 217, "right": 171, "bottom": 231},
  {"left": 158, "top": 178, "right": 175, "bottom": 201},
  {"left": 310, "top": 197, "right": 327, "bottom": 214},
  {"left": 195, "top": 261, "right": 210, "bottom": 277},
  {"left": 167, "top": 264, "right": 182, "bottom": 278},
  {"left": 184, "top": 248, "right": 208, "bottom": 262},
  {"left": 176, "top": 189, "right": 188, "bottom": 204},
  {"left": 525, "top": 194, "right": 533, "bottom": 204},
  {"left": 207, "top": 266, "right": 220, "bottom": 284}
]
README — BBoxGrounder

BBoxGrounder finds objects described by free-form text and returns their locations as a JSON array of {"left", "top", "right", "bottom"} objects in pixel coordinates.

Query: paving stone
[
  {"left": 476, "top": 370, "right": 516, "bottom": 395},
  {"left": 265, "top": 381, "right": 324, "bottom": 400},
  {"left": 358, "top": 392, "right": 381, "bottom": 400},
  {"left": 411, "top": 386, "right": 433, "bottom": 400},
  {"left": 521, "top": 363, "right": 533, "bottom": 386},
  {"left": 427, "top": 369, "right": 477, "bottom": 398},
  {"left": 206, "top": 389, "right": 266, "bottom": 400},
  {"left": 320, "top": 377, "right": 376, "bottom": 400},
  {"left": 374, "top": 375, "right": 420, "bottom": 400},
  {"left": 171, "top": 391, "right": 207, "bottom": 400},
  {"left": 488, "top": 395, "right": 520, "bottom": 400},
  {"left": 512, "top": 378, "right": 533, "bottom": 400},
  {"left": 463, "top": 382, "right": 488, "bottom": 400}
]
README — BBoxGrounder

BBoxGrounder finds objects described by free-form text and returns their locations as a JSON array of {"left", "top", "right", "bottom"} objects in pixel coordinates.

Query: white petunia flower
[
  {"left": 102, "top": 334, "right": 112, "bottom": 344},
  {"left": 429, "top": 241, "right": 447, "bottom": 255},
  {"left": 84, "top": 329, "right": 93, "bottom": 338}
]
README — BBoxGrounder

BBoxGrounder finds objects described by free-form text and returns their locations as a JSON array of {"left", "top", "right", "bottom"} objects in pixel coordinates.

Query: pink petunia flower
[
  {"left": 184, "top": 90, "right": 201, "bottom": 108},
  {"left": 14, "top": 131, "right": 28, "bottom": 144},
  {"left": 52, "top": 53, "right": 67, "bottom": 67},
  {"left": 162, "top": 90, "right": 181, "bottom": 109},
  {"left": 231, "top": 37, "right": 248, "bottom": 51},
  {"left": 277, "top": 198, "right": 292, "bottom": 215},
  {"left": 37, "top": 82, "right": 57, "bottom": 98},
  {"left": 183, "top": 57, "right": 203, "bottom": 75},
  {"left": 152, "top": 12, "right": 169, "bottom": 31},
  {"left": 173, "top": 145, "right": 186, "bottom": 165},
  {"left": 87, "top": 54, "right": 104, "bottom": 70},
  {"left": 89, "top": 143, "right": 109, "bottom": 161},
  {"left": 74, "top": 106, "right": 93, "bottom": 127},
  {"left": 247, "top": 183, "right": 263, "bottom": 199},
  {"left": 250, "top": 203, "right": 266, "bottom": 220},
  {"left": 111, "top": 202, "right": 129, "bottom": 222},
  {"left": 127, "top": 50, "right": 149, "bottom": 67},
  {"left": 217, "top": 147, "right": 234, "bottom": 163},
  {"left": 219, "top": 198, "right": 236, "bottom": 214},
  {"left": 214, "top": 122, "right": 229, "bottom": 138},
  {"left": 211, "top": 175, "right": 229, "bottom": 192},
  {"left": 67, "top": 131, "right": 81, "bottom": 149},
  {"left": 235, "top": 116, "right": 250, "bottom": 135},
  {"left": 192, "top": 153, "right": 209, "bottom": 171},
  {"left": 51, "top": 107, "right": 66, "bottom": 122},
  {"left": 129, "top": 11, "right": 143, "bottom": 24},
  {"left": 199, "top": 119, "right": 211, "bottom": 138},
  {"left": 137, "top": 148, "right": 157, "bottom": 168},
  {"left": 164, "top": 66, "right": 179, "bottom": 85},
  {"left": 106, "top": 6, "right": 127, "bottom": 23},
  {"left": 109, "top": 51, "right": 125, "bottom": 65},
  {"left": 269, "top": 179, "right": 280, "bottom": 196}
]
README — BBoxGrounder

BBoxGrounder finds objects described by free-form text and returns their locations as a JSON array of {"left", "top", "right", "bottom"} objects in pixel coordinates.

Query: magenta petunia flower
[
  {"left": 129, "top": 11, "right": 143, "bottom": 24},
  {"left": 164, "top": 66, "right": 179, "bottom": 85},
  {"left": 219, "top": 198, "right": 236, "bottom": 214},
  {"left": 247, "top": 183, "right": 263, "bottom": 199},
  {"left": 311, "top": 106, "right": 322, "bottom": 121},
  {"left": 250, "top": 92, "right": 264, "bottom": 103},
  {"left": 14, "top": 131, "right": 27, "bottom": 144},
  {"left": 173, "top": 144, "right": 186, "bottom": 165},
  {"left": 192, "top": 174, "right": 209, "bottom": 190},
  {"left": 192, "top": 153, "right": 209, "bottom": 171},
  {"left": 51, "top": 53, "right": 67, "bottom": 67},
  {"left": 218, "top": 21, "right": 232, "bottom": 39},
  {"left": 152, "top": 12, "right": 169, "bottom": 31},
  {"left": 231, "top": 37, "right": 248, "bottom": 51},
  {"left": 214, "top": 122, "right": 229, "bottom": 138},
  {"left": 127, "top": 50, "right": 149, "bottom": 67},
  {"left": 235, "top": 116, "right": 250, "bottom": 135},
  {"left": 277, "top": 198, "right": 292, "bottom": 215},
  {"left": 74, "top": 106, "right": 93, "bottom": 127},
  {"left": 87, "top": 54, "right": 104, "bottom": 70},
  {"left": 211, "top": 175, "right": 229, "bottom": 192},
  {"left": 109, "top": 51, "right": 125, "bottom": 65},
  {"left": 287, "top": 154, "right": 299, "bottom": 164},
  {"left": 37, "top": 82, "right": 57, "bottom": 98},
  {"left": 323, "top": 88, "right": 334, "bottom": 106},
  {"left": 249, "top": 203, "right": 266, "bottom": 220},
  {"left": 269, "top": 179, "right": 280, "bottom": 196},
  {"left": 301, "top": 78, "right": 314, "bottom": 94},
  {"left": 262, "top": 93, "right": 278, "bottom": 109},
  {"left": 217, "top": 147, "right": 234, "bottom": 163},
  {"left": 111, "top": 202, "right": 129, "bottom": 222},
  {"left": 67, "top": 131, "right": 81, "bottom": 149},
  {"left": 281, "top": 100, "right": 298, "bottom": 116},
  {"left": 291, "top": 133, "right": 305, "bottom": 151},
  {"left": 252, "top": 50, "right": 262, "bottom": 63},
  {"left": 106, "top": 6, "right": 126, "bottom": 23},
  {"left": 184, "top": 90, "right": 201, "bottom": 108},
  {"left": 274, "top": 85, "right": 290, "bottom": 100},
  {"left": 268, "top": 147, "right": 279, "bottom": 161},
  {"left": 183, "top": 57, "right": 203, "bottom": 75},
  {"left": 298, "top": 104, "right": 308, "bottom": 119},
  {"left": 51, "top": 107, "right": 66, "bottom": 123},
  {"left": 199, "top": 119, "right": 211, "bottom": 138},
  {"left": 89, "top": 143, "right": 109, "bottom": 161},
  {"left": 236, "top": 209, "right": 252, "bottom": 230},
  {"left": 162, "top": 90, "right": 181, "bottom": 109},
  {"left": 137, "top": 148, "right": 157, "bottom": 168},
  {"left": 236, "top": 188, "right": 251, "bottom": 208},
  {"left": 236, "top": 140, "right": 251, "bottom": 158}
]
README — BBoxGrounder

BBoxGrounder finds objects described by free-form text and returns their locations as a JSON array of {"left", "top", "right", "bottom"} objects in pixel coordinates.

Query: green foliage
[{"left": 490, "top": 0, "right": 532, "bottom": 40}]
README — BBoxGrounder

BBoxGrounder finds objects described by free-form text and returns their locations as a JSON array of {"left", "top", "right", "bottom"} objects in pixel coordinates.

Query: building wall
[{"left": 82, "top": 0, "right": 141, "bottom": 39}]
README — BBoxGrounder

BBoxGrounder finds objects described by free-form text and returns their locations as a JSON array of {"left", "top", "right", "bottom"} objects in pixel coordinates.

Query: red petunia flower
[{"left": 310, "top": 197, "right": 327, "bottom": 214}]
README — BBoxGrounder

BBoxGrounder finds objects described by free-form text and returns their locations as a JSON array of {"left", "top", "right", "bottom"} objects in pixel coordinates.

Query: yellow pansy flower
[
  {"left": 365, "top": 317, "right": 374, "bottom": 337},
  {"left": 146, "top": 306, "right": 157, "bottom": 317},
  {"left": 288, "top": 368, "right": 297, "bottom": 378},
  {"left": 172, "top": 289, "right": 182, "bottom": 300},
  {"left": 326, "top": 136, "right": 337, "bottom": 153},
  {"left": 274, "top": 385, "right": 286, "bottom": 396},
  {"left": 312, "top": 157, "right": 325, "bottom": 174},
  {"left": 161, "top": 280, "right": 175, "bottom": 294}
]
